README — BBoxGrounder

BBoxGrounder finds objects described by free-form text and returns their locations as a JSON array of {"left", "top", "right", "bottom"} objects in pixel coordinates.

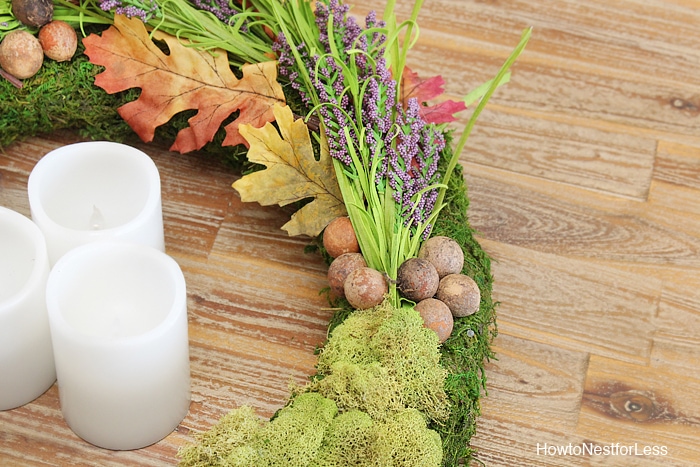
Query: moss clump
[
  {"left": 179, "top": 303, "right": 446, "bottom": 467},
  {"left": 373, "top": 409, "right": 443, "bottom": 466},
  {"left": 254, "top": 392, "right": 338, "bottom": 466},
  {"left": 311, "top": 361, "right": 404, "bottom": 420},
  {"left": 314, "top": 302, "right": 450, "bottom": 424},
  {"left": 179, "top": 406, "right": 264, "bottom": 467},
  {"left": 314, "top": 409, "right": 443, "bottom": 467},
  {"left": 179, "top": 393, "right": 337, "bottom": 467},
  {"left": 309, "top": 410, "right": 374, "bottom": 466}
]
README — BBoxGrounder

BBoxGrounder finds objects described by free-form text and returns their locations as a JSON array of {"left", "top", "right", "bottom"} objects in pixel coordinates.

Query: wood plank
[
  {"left": 648, "top": 179, "right": 700, "bottom": 219},
  {"left": 654, "top": 270, "right": 700, "bottom": 343},
  {"left": 478, "top": 238, "right": 659, "bottom": 364},
  {"left": 650, "top": 334, "right": 700, "bottom": 378},
  {"left": 645, "top": 140, "right": 700, "bottom": 222},
  {"left": 210, "top": 184, "right": 329, "bottom": 275},
  {"left": 654, "top": 141, "right": 700, "bottom": 191},
  {"left": 579, "top": 355, "right": 700, "bottom": 465},
  {"left": 408, "top": 38, "right": 700, "bottom": 141},
  {"left": 182, "top": 255, "right": 331, "bottom": 355},
  {"left": 354, "top": 0, "right": 700, "bottom": 87},
  {"left": 475, "top": 334, "right": 588, "bottom": 429},
  {"left": 152, "top": 148, "right": 233, "bottom": 259},
  {"left": 464, "top": 163, "right": 700, "bottom": 267},
  {"left": 470, "top": 416, "right": 589, "bottom": 466},
  {"left": 454, "top": 108, "right": 657, "bottom": 198}
]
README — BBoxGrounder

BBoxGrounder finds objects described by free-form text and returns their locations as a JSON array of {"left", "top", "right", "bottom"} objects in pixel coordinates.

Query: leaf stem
[{"left": 435, "top": 27, "right": 532, "bottom": 212}]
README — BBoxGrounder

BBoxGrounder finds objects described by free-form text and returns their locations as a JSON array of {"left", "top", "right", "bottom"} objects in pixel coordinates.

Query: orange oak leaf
[
  {"left": 400, "top": 66, "right": 466, "bottom": 124},
  {"left": 83, "top": 14, "right": 286, "bottom": 153}
]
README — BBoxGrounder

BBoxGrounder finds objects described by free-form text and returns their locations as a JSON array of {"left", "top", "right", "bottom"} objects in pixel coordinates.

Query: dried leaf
[
  {"left": 83, "top": 15, "right": 286, "bottom": 153},
  {"left": 401, "top": 66, "right": 467, "bottom": 124},
  {"left": 233, "top": 104, "right": 346, "bottom": 237}
]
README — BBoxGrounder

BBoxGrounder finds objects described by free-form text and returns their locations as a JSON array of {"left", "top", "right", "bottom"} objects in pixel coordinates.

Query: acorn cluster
[
  {"left": 324, "top": 217, "right": 481, "bottom": 343},
  {"left": 1, "top": 0, "right": 77, "bottom": 81}
]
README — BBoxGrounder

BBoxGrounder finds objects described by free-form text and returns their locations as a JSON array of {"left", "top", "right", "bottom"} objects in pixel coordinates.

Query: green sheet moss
[
  {"left": 430, "top": 140, "right": 497, "bottom": 465},
  {"left": 0, "top": 45, "right": 135, "bottom": 148}
]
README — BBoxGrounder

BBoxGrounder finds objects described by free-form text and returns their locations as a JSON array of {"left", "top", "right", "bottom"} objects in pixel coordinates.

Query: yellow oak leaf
[
  {"left": 233, "top": 104, "right": 346, "bottom": 237},
  {"left": 83, "top": 14, "right": 285, "bottom": 153}
]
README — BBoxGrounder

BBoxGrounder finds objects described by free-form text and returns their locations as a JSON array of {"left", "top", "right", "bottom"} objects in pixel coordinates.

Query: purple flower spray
[{"left": 274, "top": 0, "right": 447, "bottom": 303}]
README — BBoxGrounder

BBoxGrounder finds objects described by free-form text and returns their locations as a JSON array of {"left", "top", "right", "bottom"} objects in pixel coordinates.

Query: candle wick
[{"left": 90, "top": 205, "right": 105, "bottom": 230}]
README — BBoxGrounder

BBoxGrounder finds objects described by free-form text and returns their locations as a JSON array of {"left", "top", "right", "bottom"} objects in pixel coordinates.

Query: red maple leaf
[{"left": 400, "top": 67, "right": 467, "bottom": 124}]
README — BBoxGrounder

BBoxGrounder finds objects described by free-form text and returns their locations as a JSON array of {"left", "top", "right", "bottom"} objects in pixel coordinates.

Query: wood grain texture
[
  {"left": 580, "top": 356, "right": 700, "bottom": 465},
  {"left": 2, "top": 0, "right": 700, "bottom": 465}
]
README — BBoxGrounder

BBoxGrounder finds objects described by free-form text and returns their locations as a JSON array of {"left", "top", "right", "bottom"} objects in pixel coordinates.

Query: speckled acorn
[
  {"left": 415, "top": 298, "right": 454, "bottom": 343},
  {"left": 418, "top": 235, "right": 464, "bottom": 278},
  {"left": 343, "top": 267, "right": 388, "bottom": 310},
  {"left": 327, "top": 252, "right": 367, "bottom": 298},
  {"left": 0, "top": 30, "right": 44, "bottom": 79},
  {"left": 39, "top": 20, "right": 78, "bottom": 62},
  {"left": 436, "top": 273, "right": 481, "bottom": 317},
  {"left": 397, "top": 257, "right": 439, "bottom": 302},
  {"left": 323, "top": 216, "right": 360, "bottom": 258}
]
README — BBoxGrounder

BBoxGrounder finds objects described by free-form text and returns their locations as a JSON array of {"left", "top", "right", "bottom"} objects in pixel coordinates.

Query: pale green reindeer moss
[
  {"left": 311, "top": 361, "right": 404, "bottom": 420},
  {"left": 254, "top": 392, "right": 338, "bottom": 466},
  {"left": 179, "top": 393, "right": 337, "bottom": 467},
  {"left": 309, "top": 410, "right": 374, "bottom": 466},
  {"left": 312, "top": 302, "right": 450, "bottom": 424},
  {"left": 180, "top": 406, "right": 263, "bottom": 467},
  {"left": 310, "top": 409, "right": 442, "bottom": 467},
  {"left": 178, "top": 303, "right": 447, "bottom": 467},
  {"left": 373, "top": 409, "right": 443, "bottom": 466}
]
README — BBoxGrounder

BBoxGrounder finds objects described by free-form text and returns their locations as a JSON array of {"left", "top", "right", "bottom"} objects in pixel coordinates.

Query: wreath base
[{"left": 1, "top": 47, "right": 496, "bottom": 467}]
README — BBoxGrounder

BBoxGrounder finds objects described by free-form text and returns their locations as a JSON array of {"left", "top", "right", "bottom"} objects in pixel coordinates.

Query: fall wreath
[{"left": 1, "top": 0, "right": 529, "bottom": 465}]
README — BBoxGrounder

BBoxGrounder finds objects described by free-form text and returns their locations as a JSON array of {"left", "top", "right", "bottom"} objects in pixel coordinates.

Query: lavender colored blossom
[
  {"left": 275, "top": 0, "right": 444, "bottom": 236},
  {"left": 192, "top": 0, "right": 240, "bottom": 23},
  {"left": 99, "top": 0, "right": 159, "bottom": 22}
]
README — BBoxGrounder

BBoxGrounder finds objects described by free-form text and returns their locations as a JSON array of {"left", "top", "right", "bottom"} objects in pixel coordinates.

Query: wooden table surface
[{"left": 2, "top": 0, "right": 700, "bottom": 465}]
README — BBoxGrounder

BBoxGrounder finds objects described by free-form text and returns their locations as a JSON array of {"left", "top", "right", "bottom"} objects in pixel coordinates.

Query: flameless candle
[
  {"left": 46, "top": 242, "right": 190, "bottom": 450},
  {"left": 27, "top": 142, "right": 165, "bottom": 266},
  {"left": 0, "top": 206, "right": 55, "bottom": 410}
]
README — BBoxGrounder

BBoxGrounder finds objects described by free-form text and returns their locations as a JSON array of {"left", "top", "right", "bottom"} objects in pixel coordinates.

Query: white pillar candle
[
  {"left": 46, "top": 242, "right": 190, "bottom": 450},
  {"left": 0, "top": 207, "right": 55, "bottom": 410},
  {"left": 27, "top": 142, "right": 164, "bottom": 266}
]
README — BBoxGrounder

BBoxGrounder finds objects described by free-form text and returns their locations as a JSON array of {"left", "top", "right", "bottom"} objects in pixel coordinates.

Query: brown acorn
[{"left": 12, "top": 0, "right": 54, "bottom": 28}]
